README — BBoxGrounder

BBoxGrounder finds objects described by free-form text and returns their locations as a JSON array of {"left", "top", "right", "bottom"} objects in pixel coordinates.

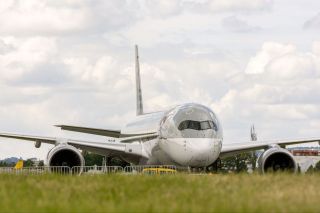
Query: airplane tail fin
[
  {"left": 14, "top": 160, "right": 24, "bottom": 170},
  {"left": 135, "top": 45, "right": 144, "bottom": 116},
  {"left": 250, "top": 125, "right": 257, "bottom": 141}
]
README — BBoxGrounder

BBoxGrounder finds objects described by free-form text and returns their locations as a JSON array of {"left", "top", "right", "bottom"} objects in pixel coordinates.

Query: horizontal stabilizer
[
  {"left": 55, "top": 125, "right": 121, "bottom": 138},
  {"left": 55, "top": 125, "right": 157, "bottom": 138}
]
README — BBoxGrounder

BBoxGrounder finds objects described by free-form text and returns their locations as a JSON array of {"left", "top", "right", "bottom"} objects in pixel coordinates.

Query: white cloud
[
  {"left": 216, "top": 41, "right": 320, "bottom": 141},
  {"left": 0, "top": 1, "right": 90, "bottom": 35},
  {"left": 221, "top": 16, "right": 261, "bottom": 33},
  {"left": 104, "top": 13, "right": 217, "bottom": 47},
  {"left": 245, "top": 42, "right": 296, "bottom": 74},
  {"left": 0, "top": 0, "right": 145, "bottom": 36},
  {"left": 141, "top": 0, "right": 273, "bottom": 15},
  {"left": 143, "top": 0, "right": 183, "bottom": 16},
  {"left": 312, "top": 41, "right": 320, "bottom": 55},
  {"left": 245, "top": 42, "right": 320, "bottom": 80},
  {"left": 205, "top": 0, "right": 273, "bottom": 12},
  {"left": 0, "top": 37, "right": 58, "bottom": 81},
  {"left": 304, "top": 12, "right": 320, "bottom": 29},
  {"left": 265, "top": 53, "right": 317, "bottom": 80},
  {"left": 0, "top": 0, "right": 272, "bottom": 38}
]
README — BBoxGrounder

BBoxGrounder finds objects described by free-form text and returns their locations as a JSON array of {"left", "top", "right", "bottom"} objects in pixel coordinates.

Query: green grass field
[{"left": 0, "top": 173, "right": 319, "bottom": 213}]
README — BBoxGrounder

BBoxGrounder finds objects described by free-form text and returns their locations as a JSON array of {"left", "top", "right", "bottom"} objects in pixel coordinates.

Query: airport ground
[{"left": 0, "top": 173, "right": 319, "bottom": 213}]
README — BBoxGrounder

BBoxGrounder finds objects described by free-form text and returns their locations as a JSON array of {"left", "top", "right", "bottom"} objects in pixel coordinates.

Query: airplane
[{"left": 1, "top": 45, "right": 320, "bottom": 173}]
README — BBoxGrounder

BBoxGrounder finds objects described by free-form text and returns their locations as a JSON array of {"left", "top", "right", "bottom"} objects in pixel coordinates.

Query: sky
[{"left": 1, "top": 0, "right": 320, "bottom": 160}]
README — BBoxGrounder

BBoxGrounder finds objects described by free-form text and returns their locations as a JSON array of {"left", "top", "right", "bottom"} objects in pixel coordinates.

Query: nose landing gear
[
  {"left": 205, "top": 158, "right": 221, "bottom": 173},
  {"left": 188, "top": 158, "right": 221, "bottom": 173}
]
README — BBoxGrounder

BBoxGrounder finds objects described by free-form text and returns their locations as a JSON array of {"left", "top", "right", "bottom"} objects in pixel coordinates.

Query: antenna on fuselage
[{"left": 135, "top": 45, "right": 144, "bottom": 116}]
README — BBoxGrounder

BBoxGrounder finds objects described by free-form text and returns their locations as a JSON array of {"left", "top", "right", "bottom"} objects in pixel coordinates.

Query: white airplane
[{"left": 1, "top": 45, "right": 319, "bottom": 173}]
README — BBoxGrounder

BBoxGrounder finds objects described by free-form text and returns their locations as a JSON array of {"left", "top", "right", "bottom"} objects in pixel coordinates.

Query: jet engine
[
  {"left": 47, "top": 144, "right": 85, "bottom": 168},
  {"left": 257, "top": 146, "right": 298, "bottom": 173}
]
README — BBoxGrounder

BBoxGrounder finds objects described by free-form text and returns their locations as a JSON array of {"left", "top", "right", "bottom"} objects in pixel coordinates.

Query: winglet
[{"left": 135, "top": 45, "right": 144, "bottom": 116}]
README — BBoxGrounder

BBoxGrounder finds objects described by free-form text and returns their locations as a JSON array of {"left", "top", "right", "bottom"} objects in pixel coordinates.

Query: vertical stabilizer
[
  {"left": 135, "top": 45, "right": 144, "bottom": 116},
  {"left": 250, "top": 125, "right": 257, "bottom": 141}
]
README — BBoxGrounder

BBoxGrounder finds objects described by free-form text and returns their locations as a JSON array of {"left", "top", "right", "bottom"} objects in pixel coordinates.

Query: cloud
[
  {"left": 142, "top": 0, "right": 183, "bottom": 17},
  {"left": 0, "top": 37, "right": 58, "bottom": 82},
  {"left": 0, "top": 1, "right": 89, "bottom": 35},
  {"left": 179, "top": 0, "right": 272, "bottom": 13},
  {"left": 204, "top": 0, "right": 273, "bottom": 12},
  {"left": 142, "top": 0, "right": 273, "bottom": 15},
  {"left": 221, "top": 16, "right": 261, "bottom": 33},
  {"left": 215, "top": 41, "right": 320, "bottom": 141},
  {"left": 304, "top": 12, "right": 320, "bottom": 29},
  {"left": 0, "top": 0, "right": 272, "bottom": 37},
  {"left": 0, "top": 0, "right": 144, "bottom": 36},
  {"left": 312, "top": 41, "right": 320, "bottom": 55},
  {"left": 245, "top": 42, "right": 320, "bottom": 80},
  {"left": 245, "top": 42, "right": 296, "bottom": 74}
]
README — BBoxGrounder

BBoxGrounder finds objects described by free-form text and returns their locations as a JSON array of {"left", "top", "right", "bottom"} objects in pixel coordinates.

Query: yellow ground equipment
[
  {"left": 142, "top": 167, "right": 176, "bottom": 175},
  {"left": 14, "top": 160, "right": 24, "bottom": 169}
]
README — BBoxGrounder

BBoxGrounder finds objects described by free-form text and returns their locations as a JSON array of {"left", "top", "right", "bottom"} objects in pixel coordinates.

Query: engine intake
[
  {"left": 257, "top": 146, "right": 297, "bottom": 173},
  {"left": 47, "top": 144, "right": 85, "bottom": 169}
]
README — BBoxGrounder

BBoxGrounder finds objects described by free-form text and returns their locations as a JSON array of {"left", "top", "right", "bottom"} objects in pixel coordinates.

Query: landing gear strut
[
  {"left": 205, "top": 158, "right": 221, "bottom": 173},
  {"left": 102, "top": 156, "right": 112, "bottom": 166}
]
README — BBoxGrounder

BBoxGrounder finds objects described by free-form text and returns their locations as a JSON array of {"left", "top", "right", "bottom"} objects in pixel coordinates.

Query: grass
[{"left": 0, "top": 173, "right": 319, "bottom": 213}]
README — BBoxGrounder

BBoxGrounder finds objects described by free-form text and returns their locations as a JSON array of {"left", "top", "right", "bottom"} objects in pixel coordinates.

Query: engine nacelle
[
  {"left": 257, "top": 146, "right": 298, "bottom": 173},
  {"left": 47, "top": 144, "right": 85, "bottom": 168}
]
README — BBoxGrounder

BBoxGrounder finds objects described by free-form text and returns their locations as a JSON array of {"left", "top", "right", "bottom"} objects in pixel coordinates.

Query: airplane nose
[{"left": 159, "top": 138, "right": 218, "bottom": 167}]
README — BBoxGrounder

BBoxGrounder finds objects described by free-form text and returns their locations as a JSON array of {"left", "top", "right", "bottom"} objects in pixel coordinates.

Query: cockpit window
[
  {"left": 178, "top": 120, "right": 217, "bottom": 131},
  {"left": 200, "top": 121, "right": 211, "bottom": 130}
]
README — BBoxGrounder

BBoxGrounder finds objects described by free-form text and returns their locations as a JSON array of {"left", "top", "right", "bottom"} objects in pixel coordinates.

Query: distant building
[
  {"left": 291, "top": 150, "right": 319, "bottom": 156},
  {"left": 288, "top": 147, "right": 320, "bottom": 172},
  {"left": 288, "top": 147, "right": 320, "bottom": 156}
]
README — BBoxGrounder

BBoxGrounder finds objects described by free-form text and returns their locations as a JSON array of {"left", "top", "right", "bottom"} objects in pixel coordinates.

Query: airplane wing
[
  {"left": 221, "top": 137, "right": 320, "bottom": 158},
  {"left": 0, "top": 133, "right": 57, "bottom": 144},
  {"left": 0, "top": 132, "right": 148, "bottom": 158}
]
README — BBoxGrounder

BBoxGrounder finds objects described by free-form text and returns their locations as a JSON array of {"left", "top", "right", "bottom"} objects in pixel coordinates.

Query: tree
[
  {"left": 0, "top": 161, "right": 8, "bottom": 167},
  {"left": 306, "top": 165, "right": 315, "bottom": 173},
  {"left": 315, "top": 161, "right": 320, "bottom": 171},
  {"left": 220, "top": 152, "right": 256, "bottom": 173},
  {"left": 83, "top": 152, "right": 130, "bottom": 167},
  {"left": 23, "top": 159, "right": 34, "bottom": 167},
  {"left": 83, "top": 153, "right": 104, "bottom": 166},
  {"left": 38, "top": 160, "right": 44, "bottom": 167},
  {"left": 109, "top": 157, "right": 130, "bottom": 167},
  {"left": 305, "top": 161, "right": 320, "bottom": 174}
]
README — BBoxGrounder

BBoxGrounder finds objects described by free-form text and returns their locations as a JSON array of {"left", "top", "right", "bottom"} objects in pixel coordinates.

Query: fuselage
[{"left": 121, "top": 103, "right": 223, "bottom": 167}]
